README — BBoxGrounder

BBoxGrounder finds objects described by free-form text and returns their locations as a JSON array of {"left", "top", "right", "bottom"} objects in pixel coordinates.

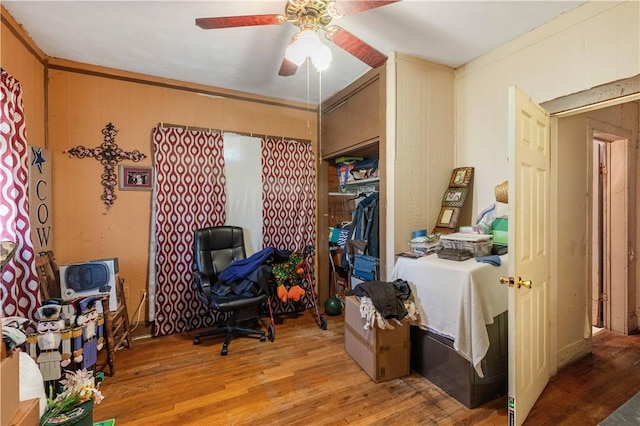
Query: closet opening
[{"left": 326, "top": 143, "right": 380, "bottom": 298}]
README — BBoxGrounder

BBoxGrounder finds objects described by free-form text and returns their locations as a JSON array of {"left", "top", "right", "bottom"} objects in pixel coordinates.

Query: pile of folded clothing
[{"left": 346, "top": 279, "right": 418, "bottom": 330}]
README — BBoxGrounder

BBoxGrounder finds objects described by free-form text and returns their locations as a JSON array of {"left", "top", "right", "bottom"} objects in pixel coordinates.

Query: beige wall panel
[
  {"left": 429, "top": 71, "right": 455, "bottom": 216},
  {"left": 390, "top": 55, "right": 454, "bottom": 267},
  {"left": 1, "top": 9, "right": 46, "bottom": 149},
  {"left": 618, "top": 1, "right": 640, "bottom": 77},
  {"left": 554, "top": 114, "right": 589, "bottom": 366},
  {"left": 455, "top": 0, "right": 639, "bottom": 212},
  {"left": 584, "top": 7, "right": 621, "bottom": 89},
  {"left": 589, "top": 100, "right": 639, "bottom": 130},
  {"left": 499, "top": 36, "right": 557, "bottom": 104},
  {"left": 455, "top": 68, "right": 508, "bottom": 214},
  {"left": 550, "top": 21, "right": 587, "bottom": 98},
  {"left": 395, "top": 61, "right": 426, "bottom": 250},
  {"left": 47, "top": 68, "right": 316, "bottom": 321}
]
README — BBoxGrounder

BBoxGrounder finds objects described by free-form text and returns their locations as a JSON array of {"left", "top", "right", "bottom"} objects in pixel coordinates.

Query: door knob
[
  {"left": 516, "top": 277, "right": 532, "bottom": 289},
  {"left": 500, "top": 276, "right": 531, "bottom": 289}
]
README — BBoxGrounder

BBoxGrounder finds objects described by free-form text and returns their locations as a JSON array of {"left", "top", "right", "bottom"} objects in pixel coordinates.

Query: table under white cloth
[{"left": 390, "top": 253, "right": 508, "bottom": 378}]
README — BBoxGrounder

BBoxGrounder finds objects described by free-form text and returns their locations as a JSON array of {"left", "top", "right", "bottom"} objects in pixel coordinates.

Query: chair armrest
[{"left": 194, "top": 271, "right": 213, "bottom": 299}]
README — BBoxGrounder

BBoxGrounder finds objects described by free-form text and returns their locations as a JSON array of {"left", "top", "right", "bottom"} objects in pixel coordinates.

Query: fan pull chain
[
  {"left": 306, "top": 60, "right": 312, "bottom": 138},
  {"left": 318, "top": 69, "right": 322, "bottom": 163}
]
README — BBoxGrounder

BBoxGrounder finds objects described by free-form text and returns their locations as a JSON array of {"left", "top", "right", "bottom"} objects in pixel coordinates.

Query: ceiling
[{"left": 3, "top": 0, "right": 587, "bottom": 104}]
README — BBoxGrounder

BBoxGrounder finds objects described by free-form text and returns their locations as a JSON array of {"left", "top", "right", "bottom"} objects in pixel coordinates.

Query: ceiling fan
[{"left": 196, "top": 0, "right": 400, "bottom": 76}]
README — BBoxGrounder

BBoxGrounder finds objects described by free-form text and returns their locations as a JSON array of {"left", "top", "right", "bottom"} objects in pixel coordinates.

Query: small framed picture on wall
[
  {"left": 442, "top": 187, "right": 468, "bottom": 207},
  {"left": 449, "top": 167, "right": 474, "bottom": 187},
  {"left": 119, "top": 165, "right": 152, "bottom": 191},
  {"left": 436, "top": 206, "right": 461, "bottom": 229}
]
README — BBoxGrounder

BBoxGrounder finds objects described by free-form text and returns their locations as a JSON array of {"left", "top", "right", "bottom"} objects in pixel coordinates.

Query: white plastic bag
[{"left": 475, "top": 203, "right": 497, "bottom": 234}]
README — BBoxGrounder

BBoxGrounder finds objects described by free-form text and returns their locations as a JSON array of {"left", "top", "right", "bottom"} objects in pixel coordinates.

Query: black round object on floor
[{"left": 324, "top": 296, "right": 342, "bottom": 316}]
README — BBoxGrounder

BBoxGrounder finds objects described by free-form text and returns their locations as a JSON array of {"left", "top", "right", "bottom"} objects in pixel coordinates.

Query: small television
[{"left": 59, "top": 258, "right": 119, "bottom": 311}]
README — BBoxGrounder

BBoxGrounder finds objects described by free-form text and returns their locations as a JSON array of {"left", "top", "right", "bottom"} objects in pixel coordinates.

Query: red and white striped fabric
[
  {"left": 151, "top": 127, "right": 226, "bottom": 336},
  {"left": 261, "top": 138, "right": 316, "bottom": 251},
  {"left": 261, "top": 138, "right": 317, "bottom": 313},
  {"left": 0, "top": 69, "right": 39, "bottom": 319}
]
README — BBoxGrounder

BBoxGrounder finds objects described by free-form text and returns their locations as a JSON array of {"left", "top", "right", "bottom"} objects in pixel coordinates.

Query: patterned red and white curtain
[
  {"left": 262, "top": 138, "right": 317, "bottom": 313},
  {"left": 151, "top": 127, "right": 226, "bottom": 336},
  {"left": 261, "top": 138, "right": 316, "bottom": 250},
  {"left": 0, "top": 69, "right": 39, "bottom": 318}
]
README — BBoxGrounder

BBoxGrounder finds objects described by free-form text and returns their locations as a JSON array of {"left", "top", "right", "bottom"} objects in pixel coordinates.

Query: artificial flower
[{"left": 39, "top": 369, "right": 103, "bottom": 426}]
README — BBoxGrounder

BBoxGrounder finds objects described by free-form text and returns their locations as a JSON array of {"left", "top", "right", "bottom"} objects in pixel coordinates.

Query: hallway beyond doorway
[{"left": 526, "top": 330, "right": 640, "bottom": 424}]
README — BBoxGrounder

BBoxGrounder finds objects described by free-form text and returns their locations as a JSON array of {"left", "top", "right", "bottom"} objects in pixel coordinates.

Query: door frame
[
  {"left": 591, "top": 138, "right": 609, "bottom": 329},
  {"left": 541, "top": 83, "right": 639, "bottom": 377},
  {"left": 587, "top": 119, "right": 634, "bottom": 334}
]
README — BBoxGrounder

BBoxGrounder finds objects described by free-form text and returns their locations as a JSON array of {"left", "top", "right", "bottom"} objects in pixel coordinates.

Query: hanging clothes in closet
[{"left": 343, "top": 191, "right": 380, "bottom": 264}]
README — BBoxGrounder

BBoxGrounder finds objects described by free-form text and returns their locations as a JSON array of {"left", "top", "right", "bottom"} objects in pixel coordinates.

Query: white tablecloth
[{"left": 390, "top": 254, "right": 508, "bottom": 378}]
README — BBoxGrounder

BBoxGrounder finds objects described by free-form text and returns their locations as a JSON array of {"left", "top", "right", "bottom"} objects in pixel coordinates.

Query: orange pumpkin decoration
[
  {"left": 287, "top": 285, "right": 305, "bottom": 302},
  {"left": 277, "top": 285, "right": 288, "bottom": 303}
]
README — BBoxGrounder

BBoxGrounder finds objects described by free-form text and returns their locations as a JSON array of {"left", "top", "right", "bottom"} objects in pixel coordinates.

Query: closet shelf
[
  {"left": 330, "top": 177, "right": 379, "bottom": 198},
  {"left": 344, "top": 177, "right": 379, "bottom": 186}
]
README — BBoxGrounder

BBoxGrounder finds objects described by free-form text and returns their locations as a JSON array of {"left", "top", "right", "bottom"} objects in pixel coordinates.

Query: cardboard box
[
  {"left": 1, "top": 352, "right": 20, "bottom": 426},
  {"left": 7, "top": 399, "right": 39, "bottom": 426},
  {"left": 59, "top": 258, "right": 119, "bottom": 311},
  {"left": 344, "top": 296, "right": 410, "bottom": 382}
]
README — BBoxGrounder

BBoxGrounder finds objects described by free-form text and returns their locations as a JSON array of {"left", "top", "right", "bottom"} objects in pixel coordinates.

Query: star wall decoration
[{"left": 31, "top": 147, "right": 46, "bottom": 173}]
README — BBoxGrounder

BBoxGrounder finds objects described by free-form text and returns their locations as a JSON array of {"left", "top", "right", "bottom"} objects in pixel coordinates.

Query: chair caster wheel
[
  {"left": 221, "top": 348, "right": 228, "bottom": 356},
  {"left": 260, "top": 334, "right": 266, "bottom": 342},
  {"left": 193, "top": 337, "right": 200, "bottom": 345}
]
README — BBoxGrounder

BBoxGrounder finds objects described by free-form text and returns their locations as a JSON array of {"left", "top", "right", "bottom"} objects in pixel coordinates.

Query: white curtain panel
[{"left": 223, "top": 133, "right": 263, "bottom": 255}]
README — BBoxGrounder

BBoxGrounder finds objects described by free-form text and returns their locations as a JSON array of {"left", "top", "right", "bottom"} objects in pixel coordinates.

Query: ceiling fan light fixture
[
  {"left": 285, "top": 29, "right": 318, "bottom": 65},
  {"left": 285, "top": 41, "right": 307, "bottom": 66},
  {"left": 285, "top": 28, "right": 332, "bottom": 70},
  {"left": 311, "top": 41, "right": 332, "bottom": 71},
  {"left": 197, "top": 0, "right": 397, "bottom": 77}
]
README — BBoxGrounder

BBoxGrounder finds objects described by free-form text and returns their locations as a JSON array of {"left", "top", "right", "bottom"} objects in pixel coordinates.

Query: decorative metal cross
[{"left": 65, "top": 123, "right": 147, "bottom": 209}]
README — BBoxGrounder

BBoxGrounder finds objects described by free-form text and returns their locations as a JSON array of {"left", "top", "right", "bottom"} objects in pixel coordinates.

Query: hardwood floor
[
  {"left": 526, "top": 330, "right": 640, "bottom": 425},
  {"left": 93, "top": 311, "right": 640, "bottom": 425}
]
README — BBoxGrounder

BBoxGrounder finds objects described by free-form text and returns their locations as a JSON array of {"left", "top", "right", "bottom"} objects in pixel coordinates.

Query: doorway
[{"left": 590, "top": 124, "right": 632, "bottom": 334}]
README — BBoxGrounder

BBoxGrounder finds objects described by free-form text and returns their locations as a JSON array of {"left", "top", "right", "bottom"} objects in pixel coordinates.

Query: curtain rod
[{"left": 158, "top": 122, "right": 311, "bottom": 144}]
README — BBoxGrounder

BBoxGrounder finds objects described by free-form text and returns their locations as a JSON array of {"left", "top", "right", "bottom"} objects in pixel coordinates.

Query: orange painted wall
[
  {"left": 2, "top": 7, "right": 318, "bottom": 326},
  {"left": 0, "top": 7, "right": 46, "bottom": 149},
  {"left": 47, "top": 64, "right": 317, "bottom": 322}
]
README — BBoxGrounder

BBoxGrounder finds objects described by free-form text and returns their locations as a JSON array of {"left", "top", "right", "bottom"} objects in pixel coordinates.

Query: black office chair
[{"left": 193, "top": 226, "right": 268, "bottom": 355}]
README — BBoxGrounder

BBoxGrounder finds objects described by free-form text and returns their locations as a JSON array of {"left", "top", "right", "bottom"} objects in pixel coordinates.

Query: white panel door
[{"left": 507, "top": 86, "right": 551, "bottom": 425}]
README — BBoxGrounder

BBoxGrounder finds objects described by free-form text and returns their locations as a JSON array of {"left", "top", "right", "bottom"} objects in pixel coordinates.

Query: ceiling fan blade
[
  {"left": 196, "top": 14, "right": 285, "bottom": 30},
  {"left": 325, "top": 26, "right": 387, "bottom": 69},
  {"left": 278, "top": 58, "right": 299, "bottom": 77},
  {"left": 332, "top": 0, "right": 401, "bottom": 16}
]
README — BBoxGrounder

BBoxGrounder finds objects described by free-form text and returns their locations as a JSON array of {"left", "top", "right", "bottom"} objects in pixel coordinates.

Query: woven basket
[{"left": 495, "top": 180, "right": 508, "bottom": 203}]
